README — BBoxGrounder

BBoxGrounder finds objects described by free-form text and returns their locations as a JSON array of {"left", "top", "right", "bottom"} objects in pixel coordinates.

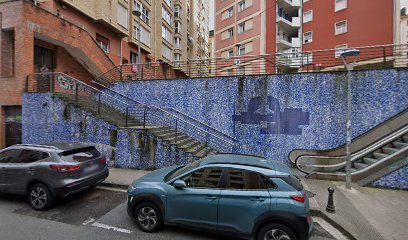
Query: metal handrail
[
  {"left": 296, "top": 125, "right": 408, "bottom": 173},
  {"left": 31, "top": 73, "right": 129, "bottom": 107},
  {"left": 91, "top": 80, "right": 237, "bottom": 147}
]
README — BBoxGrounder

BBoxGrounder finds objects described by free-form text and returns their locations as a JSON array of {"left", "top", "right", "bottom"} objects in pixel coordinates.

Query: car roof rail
[
  {"left": 13, "top": 144, "right": 59, "bottom": 150},
  {"left": 206, "top": 162, "right": 273, "bottom": 170}
]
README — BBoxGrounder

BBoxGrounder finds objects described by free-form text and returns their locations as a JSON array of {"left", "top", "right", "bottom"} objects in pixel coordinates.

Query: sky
[
  {"left": 403, "top": 0, "right": 408, "bottom": 8},
  {"left": 209, "top": 0, "right": 214, "bottom": 30}
]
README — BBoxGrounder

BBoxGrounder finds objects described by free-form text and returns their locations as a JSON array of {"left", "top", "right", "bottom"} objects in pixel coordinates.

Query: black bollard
[{"left": 326, "top": 187, "right": 335, "bottom": 213}]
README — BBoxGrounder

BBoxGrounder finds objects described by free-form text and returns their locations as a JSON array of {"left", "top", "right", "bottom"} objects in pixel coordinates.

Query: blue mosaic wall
[
  {"left": 109, "top": 69, "right": 408, "bottom": 189},
  {"left": 372, "top": 166, "right": 408, "bottom": 190},
  {"left": 22, "top": 69, "right": 408, "bottom": 189},
  {"left": 22, "top": 93, "right": 192, "bottom": 169}
]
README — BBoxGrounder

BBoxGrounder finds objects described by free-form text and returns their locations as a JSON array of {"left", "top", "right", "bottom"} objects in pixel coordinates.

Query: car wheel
[
  {"left": 258, "top": 223, "right": 298, "bottom": 240},
  {"left": 134, "top": 202, "right": 163, "bottom": 232},
  {"left": 28, "top": 183, "right": 54, "bottom": 211}
]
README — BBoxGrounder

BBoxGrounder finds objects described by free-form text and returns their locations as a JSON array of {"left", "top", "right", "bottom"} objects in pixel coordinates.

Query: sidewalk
[
  {"left": 295, "top": 169, "right": 408, "bottom": 240},
  {"left": 101, "top": 167, "right": 408, "bottom": 240}
]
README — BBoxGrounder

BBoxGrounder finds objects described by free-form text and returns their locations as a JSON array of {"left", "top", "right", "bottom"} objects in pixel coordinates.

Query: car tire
[
  {"left": 134, "top": 202, "right": 163, "bottom": 233},
  {"left": 258, "top": 223, "right": 298, "bottom": 240},
  {"left": 28, "top": 183, "right": 54, "bottom": 211}
]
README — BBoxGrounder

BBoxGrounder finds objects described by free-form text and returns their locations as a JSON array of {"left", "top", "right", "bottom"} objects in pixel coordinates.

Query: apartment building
[
  {"left": 214, "top": 0, "right": 399, "bottom": 74},
  {"left": 0, "top": 0, "right": 209, "bottom": 148}
]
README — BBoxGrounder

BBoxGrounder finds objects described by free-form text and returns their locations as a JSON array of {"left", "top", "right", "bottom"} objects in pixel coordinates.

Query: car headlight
[{"left": 129, "top": 185, "right": 137, "bottom": 192}]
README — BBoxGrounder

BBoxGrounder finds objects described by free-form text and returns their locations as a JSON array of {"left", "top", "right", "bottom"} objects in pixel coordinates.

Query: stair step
[
  {"left": 149, "top": 127, "right": 172, "bottom": 133},
  {"left": 175, "top": 137, "right": 195, "bottom": 147},
  {"left": 155, "top": 130, "right": 177, "bottom": 138},
  {"left": 363, "top": 157, "right": 378, "bottom": 165},
  {"left": 163, "top": 134, "right": 189, "bottom": 143},
  {"left": 186, "top": 143, "right": 207, "bottom": 154},
  {"left": 373, "top": 152, "right": 388, "bottom": 160},
  {"left": 382, "top": 147, "right": 399, "bottom": 154},
  {"left": 194, "top": 147, "right": 213, "bottom": 158},
  {"left": 182, "top": 141, "right": 202, "bottom": 151},
  {"left": 393, "top": 141, "right": 408, "bottom": 149},
  {"left": 354, "top": 162, "right": 368, "bottom": 170}
]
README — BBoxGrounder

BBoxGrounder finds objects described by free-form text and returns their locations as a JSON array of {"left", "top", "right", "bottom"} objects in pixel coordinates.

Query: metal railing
[
  {"left": 26, "top": 72, "right": 237, "bottom": 153},
  {"left": 94, "top": 44, "right": 408, "bottom": 86},
  {"left": 91, "top": 81, "right": 238, "bottom": 153}
]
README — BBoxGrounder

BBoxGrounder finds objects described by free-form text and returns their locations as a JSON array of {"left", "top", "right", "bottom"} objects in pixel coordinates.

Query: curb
[
  {"left": 311, "top": 209, "right": 357, "bottom": 240},
  {"left": 99, "top": 182, "right": 129, "bottom": 190}
]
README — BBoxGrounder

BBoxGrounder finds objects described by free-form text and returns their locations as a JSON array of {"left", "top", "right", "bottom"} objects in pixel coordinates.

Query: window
[
  {"left": 238, "top": 22, "right": 246, "bottom": 33},
  {"left": 117, "top": 3, "right": 128, "bottom": 29},
  {"left": 238, "top": 45, "right": 246, "bottom": 55},
  {"left": 303, "top": 0, "right": 310, "bottom": 2},
  {"left": 139, "top": 26, "right": 151, "bottom": 46},
  {"left": 228, "top": 28, "right": 234, "bottom": 38},
  {"left": 174, "top": 37, "right": 181, "bottom": 49},
  {"left": 175, "top": 5, "right": 181, "bottom": 17},
  {"left": 162, "top": 43, "right": 172, "bottom": 60},
  {"left": 175, "top": 21, "right": 181, "bottom": 34},
  {"left": 281, "top": 175, "right": 303, "bottom": 191},
  {"left": 174, "top": 53, "right": 181, "bottom": 66},
  {"left": 130, "top": 51, "right": 138, "bottom": 64},
  {"left": 181, "top": 168, "right": 223, "bottom": 188},
  {"left": 335, "top": 20, "right": 347, "bottom": 35},
  {"left": 303, "top": 31, "right": 312, "bottom": 44},
  {"left": 60, "top": 147, "right": 101, "bottom": 162},
  {"left": 226, "top": 169, "right": 267, "bottom": 190},
  {"left": 133, "top": 23, "right": 141, "bottom": 41},
  {"left": 162, "top": 6, "right": 172, "bottom": 25},
  {"left": 4, "top": 106, "right": 22, "bottom": 147},
  {"left": 164, "top": 160, "right": 201, "bottom": 182},
  {"left": 335, "top": 44, "right": 348, "bottom": 58},
  {"left": 17, "top": 150, "right": 49, "bottom": 163},
  {"left": 303, "top": 10, "right": 313, "bottom": 23},
  {"left": 335, "top": 0, "right": 347, "bottom": 12},
  {"left": 34, "top": 45, "right": 54, "bottom": 70},
  {"left": 164, "top": 0, "right": 172, "bottom": 7},
  {"left": 96, "top": 34, "right": 110, "bottom": 53},
  {"left": 238, "top": 66, "right": 245, "bottom": 75},
  {"left": 161, "top": 25, "right": 172, "bottom": 43},
  {"left": 238, "top": 0, "right": 246, "bottom": 12},
  {"left": 0, "top": 149, "right": 21, "bottom": 163},
  {"left": 226, "top": 49, "right": 234, "bottom": 58},
  {"left": 222, "top": 7, "right": 233, "bottom": 20},
  {"left": 303, "top": 52, "right": 313, "bottom": 64}
]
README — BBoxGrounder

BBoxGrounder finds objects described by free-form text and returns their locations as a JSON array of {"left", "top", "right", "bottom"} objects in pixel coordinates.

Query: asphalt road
[{"left": 0, "top": 187, "right": 339, "bottom": 240}]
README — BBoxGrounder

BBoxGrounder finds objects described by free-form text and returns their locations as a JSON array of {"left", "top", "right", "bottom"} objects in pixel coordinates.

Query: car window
[
  {"left": 0, "top": 149, "right": 22, "bottom": 163},
  {"left": 60, "top": 147, "right": 100, "bottom": 162},
  {"left": 281, "top": 175, "right": 304, "bottom": 191},
  {"left": 164, "top": 160, "right": 201, "bottom": 182},
  {"left": 181, "top": 168, "right": 223, "bottom": 189},
  {"left": 17, "top": 150, "right": 49, "bottom": 163},
  {"left": 226, "top": 169, "right": 266, "bottom": 190}
]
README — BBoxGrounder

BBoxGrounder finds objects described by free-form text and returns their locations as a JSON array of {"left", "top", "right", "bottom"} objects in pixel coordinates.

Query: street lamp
[
  {"left": 132, "top": 8, "right": 142, "bottom": 65},
  {"left": 340, "top": 48, "right": 360, "bottom": 190}
]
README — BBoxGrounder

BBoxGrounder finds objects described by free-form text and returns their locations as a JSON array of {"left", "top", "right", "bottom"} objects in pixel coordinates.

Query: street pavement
[{"left": 0, "top": 187, "right": 340, "bottom": 240}]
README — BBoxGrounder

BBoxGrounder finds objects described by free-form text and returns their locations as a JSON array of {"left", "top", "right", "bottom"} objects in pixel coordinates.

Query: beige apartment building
[{"left": 45, "top": 0, "right": 210, "bottom": 67}]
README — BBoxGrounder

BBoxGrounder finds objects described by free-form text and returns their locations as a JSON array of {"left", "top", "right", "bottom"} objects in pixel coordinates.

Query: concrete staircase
[{"left": 55, "top": 93, "right": 218, "bottom": 158}]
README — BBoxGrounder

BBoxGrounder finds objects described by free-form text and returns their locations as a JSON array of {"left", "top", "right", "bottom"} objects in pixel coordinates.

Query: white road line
[
  {"left": 96, "top": 186, "right": 127, "bottom": 193},
  {"left": 91, "top": 222, "right": 132, "bottom": 234},
  {"left": 314, "top": 217, "right": 349, "bottom": 240},
  {"left": 82, "top": 218, "right": 95, "bottom": 226}
]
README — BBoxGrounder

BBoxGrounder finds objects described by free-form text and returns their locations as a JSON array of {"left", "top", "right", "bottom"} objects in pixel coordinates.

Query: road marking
[
  {"left": 91, "top": 222, "right": 132, "bottom": 234},
  {"left": 96, "top": 186, "right": 127, "bottom": 193},
  {"left": 314, "top": 217, "right": 349, "bottom": 240},
  {"left": 82, "top": 218, "right": 96, "bottom": 225}
]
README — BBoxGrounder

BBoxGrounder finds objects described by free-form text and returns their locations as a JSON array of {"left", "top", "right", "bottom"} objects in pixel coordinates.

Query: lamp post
[
  {"left": 340, "top": 48, "right": 360, "bottom": 190},
  {"left": 132, "top": 8, "right": 142, "bottom": 65}
]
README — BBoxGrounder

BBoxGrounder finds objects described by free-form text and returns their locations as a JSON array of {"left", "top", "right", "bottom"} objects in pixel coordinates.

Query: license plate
[{"left": 84, "top": 164, "right": 99, "bottom": 173}]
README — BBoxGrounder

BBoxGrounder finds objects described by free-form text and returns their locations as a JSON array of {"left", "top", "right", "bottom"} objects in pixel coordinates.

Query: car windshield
[{"left": 164, "top": 160, "right": 201, "bottom": 182}]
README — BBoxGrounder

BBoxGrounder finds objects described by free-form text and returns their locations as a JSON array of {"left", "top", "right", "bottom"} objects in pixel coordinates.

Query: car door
[
  {"left": 0, "top": 149, "right": 22, "bottom": 192},
  {"left": 6, "top": 150, "right": 46, "bottom": 194},
  {"left": 166, "top": 167, "right": 224, "bottom": 230},
  {"left": 217, "top": 168, "right": 273, "bottom": 235}
]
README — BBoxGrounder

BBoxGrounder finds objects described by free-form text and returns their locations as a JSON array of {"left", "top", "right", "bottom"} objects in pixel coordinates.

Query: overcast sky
[
  {"left": 403, "top": 0, "right": 408, "bottom": 8},
  {"left": 209, "top": 0, "right": 214, "bottom": 30}
]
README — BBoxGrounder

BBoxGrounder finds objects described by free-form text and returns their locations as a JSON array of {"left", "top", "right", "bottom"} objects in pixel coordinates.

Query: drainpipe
[{"left": 120, "top": 37, "right": 123, "bottom": 65}]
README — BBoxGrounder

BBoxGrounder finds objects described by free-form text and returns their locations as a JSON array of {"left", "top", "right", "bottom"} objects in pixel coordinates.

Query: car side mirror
[{"left": 173, "top": 179, "right": 186, "bottom": 189}]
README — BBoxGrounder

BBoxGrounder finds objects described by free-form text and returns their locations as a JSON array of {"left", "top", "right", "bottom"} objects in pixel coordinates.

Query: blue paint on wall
[{"left": 372, "top": 166, "right": 408, "bottom": 190}]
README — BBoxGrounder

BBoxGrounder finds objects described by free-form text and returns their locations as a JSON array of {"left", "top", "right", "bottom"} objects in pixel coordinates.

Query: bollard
[{"left": 326, "top": 187, "right": 336, "bottom": 213}]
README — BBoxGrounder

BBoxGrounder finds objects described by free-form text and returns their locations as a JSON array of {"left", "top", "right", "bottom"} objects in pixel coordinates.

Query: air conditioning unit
[{"left": 235, "top": 59, "right": 241, "bottom": 65}]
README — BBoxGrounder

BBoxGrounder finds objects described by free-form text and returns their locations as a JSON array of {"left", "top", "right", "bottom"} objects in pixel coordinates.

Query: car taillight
[
  {"left": 290, "top": 194, "right": 305, "bottom": 202},
  {"left": 100, "top": 157, "right": 107, "bottom": 165},
  {"left": 50, "top": 165, "right": 81, "bottom": 173}
]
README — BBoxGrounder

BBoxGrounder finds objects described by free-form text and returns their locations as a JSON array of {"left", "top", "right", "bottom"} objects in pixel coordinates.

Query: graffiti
[
  {"left": 232, "top": 96, "right": 310, "bottom": 135},
  {"left": 57, "top": 74, "right": 92, "bottom": 94}
]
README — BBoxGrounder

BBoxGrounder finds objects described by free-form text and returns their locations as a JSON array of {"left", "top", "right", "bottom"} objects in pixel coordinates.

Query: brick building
[
  {"left": 0, "top": 0, "right": 209, "bottom": 148},
  {"left": 214, "top": 0, "right": 400, "bottom": 74}
]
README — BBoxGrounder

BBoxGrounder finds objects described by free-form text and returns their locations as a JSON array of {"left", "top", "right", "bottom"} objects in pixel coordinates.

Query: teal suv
[{"left": 127, "top": 154, "right": 313, "bottom": 240}]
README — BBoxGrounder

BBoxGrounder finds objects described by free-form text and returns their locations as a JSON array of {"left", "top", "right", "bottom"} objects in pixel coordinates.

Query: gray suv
[{"left": 0, "top": 142, "right": 109, "bottom": 210}]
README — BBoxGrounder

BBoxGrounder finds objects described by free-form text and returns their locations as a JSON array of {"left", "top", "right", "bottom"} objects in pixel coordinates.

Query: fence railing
[
  {"left": 26, "top": 72, "right": 238, "bottom": 153},
  {"left": 94, "top": 44, "right": 408, "bottom": 86}
]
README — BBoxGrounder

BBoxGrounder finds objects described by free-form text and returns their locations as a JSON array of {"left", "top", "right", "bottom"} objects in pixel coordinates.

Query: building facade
[
  {"left": 0, "top": 0, "right": 209, "bottom": 148},
  {"left": 214, "top": 0, "right": 400, "bottom": 74}
]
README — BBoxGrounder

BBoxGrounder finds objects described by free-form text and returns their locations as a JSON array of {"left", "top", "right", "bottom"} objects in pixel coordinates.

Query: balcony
[
  {"left": 277, "top": 50, "right": 302, "bottom": 69},
  {"left": 277, "top": 16, "right": 300, "bottom": 29},
  {"left": 277, "top": 0, "right": 301, "bottom": 9},
  {"left": 277, "top": 36, "right": 300, "bottom": 50}
]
